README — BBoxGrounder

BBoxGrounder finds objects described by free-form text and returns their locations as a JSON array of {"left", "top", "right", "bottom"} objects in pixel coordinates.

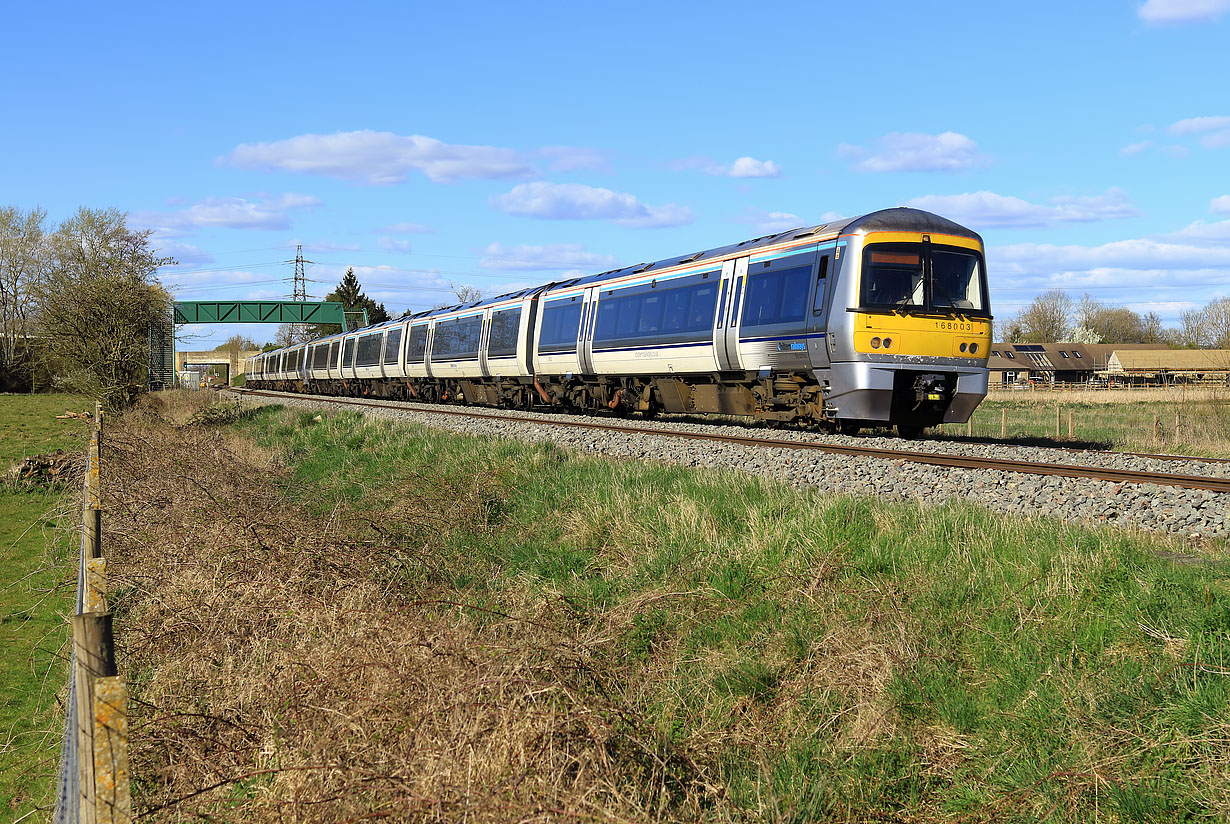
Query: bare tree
[
  {"left": 1072, "top": 293, "right": 1165, "bottom": 343},
  {"left": 432, "top": 282, "right": 484, "bottom": 310},
  {"left": 1015, "top": 289, "right": 1072, "bottom": 343},
  {"left": 1204, "top": 297, "right": 1230, "bottom": 349},
  {"left": 36, "top": 207, "right": 173, "bottom": 408},
  {"left": 0, "top": 206, "right": 48, "bottom": 389},
  {"left": 273, "top": 323, "right": 315, "bottom": 347}
]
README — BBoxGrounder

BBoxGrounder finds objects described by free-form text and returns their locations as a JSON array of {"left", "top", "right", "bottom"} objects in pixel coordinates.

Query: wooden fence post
[
  {"left": 85, "top": 558, "right": 108, "bottom": 614},
  {"left": 74, "top": 613, "right": 116, "bottom": 824},
  {"left": 1055, "top": 404, "right": 1061, "bottom": 438},
  {"left": 1068, "top": 410, "right": 1075, "bottom": 438},
  {"left": 1001, "top": 408, "right": 1007, "bottom": 439},
  {"left": 92, "top": 676, "right": 131, "bottom": 823}
]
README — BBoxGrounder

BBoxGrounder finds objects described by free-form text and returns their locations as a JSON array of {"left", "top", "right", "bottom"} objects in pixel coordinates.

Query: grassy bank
[
  {"left": 110, "top": 397, "right": 1230, "bottom": 822},
  {"left": 0, "top": 394, "right": 88, "bottom": 818}
]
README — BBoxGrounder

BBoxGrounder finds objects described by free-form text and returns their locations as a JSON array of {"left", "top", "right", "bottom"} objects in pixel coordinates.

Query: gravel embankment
[{"left": 230, "top": 391, "right": 1230, "bottom": 540}]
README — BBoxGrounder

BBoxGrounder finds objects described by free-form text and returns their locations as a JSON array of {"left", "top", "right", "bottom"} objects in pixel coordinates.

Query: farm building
[
  {"left": 1105, "top": 349, "right": 1230, "bottom": 383},
  {"left": 987, "top": 343, "right": 1168, "bottom": 385}
]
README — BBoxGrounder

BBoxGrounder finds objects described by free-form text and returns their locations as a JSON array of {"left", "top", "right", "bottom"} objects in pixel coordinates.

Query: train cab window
[
  {"left": 811, "top": 255, "right": 830, "bottom": 316},
  {"left": 328, "top": 340, "right": 340, "bottom": 368},
  {"left": 861, "top": 250, "right": 924, "bottom": 309},
  {"left": 930, "top": 249, "right": 986, "bottom": 313}
]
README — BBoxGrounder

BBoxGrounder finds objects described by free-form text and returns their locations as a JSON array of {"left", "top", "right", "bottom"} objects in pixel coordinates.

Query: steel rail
[{"left": 231, "top": 388, "right": 1230, "bottom": 493}]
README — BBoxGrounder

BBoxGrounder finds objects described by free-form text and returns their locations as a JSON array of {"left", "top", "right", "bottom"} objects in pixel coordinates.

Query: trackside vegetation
[{"left": 108, "top": 395, "right": 1229, "bottom": 822}]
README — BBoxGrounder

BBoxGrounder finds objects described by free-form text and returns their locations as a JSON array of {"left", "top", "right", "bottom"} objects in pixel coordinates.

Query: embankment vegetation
[{"left": 105, "top": 393, "right": 1229, "bottom": 822}]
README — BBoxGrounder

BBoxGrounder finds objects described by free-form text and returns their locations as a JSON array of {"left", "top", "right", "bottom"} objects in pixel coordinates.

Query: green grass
[
  {"left": 961, "top": 396, "right": 1230, "bottom": 457},
  {"left": 0, "top": 394, "right": 89, "bottom": 819},
  {"left": 232, "top": 405, "right": 1230, "bottom": 821}
]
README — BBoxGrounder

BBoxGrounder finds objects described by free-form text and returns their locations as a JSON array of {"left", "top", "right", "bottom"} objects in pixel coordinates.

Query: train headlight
[
  {"left": 883, "top": 337, "right": 892, "bottom": 349},
  {"left": 969, "top": 342, "right": 978, "bottom": 354},
  {"left": 870, "top": 336, "right": 882, "bottom": 349},
  {"left": 959, "top": 342, "right": 968, "bottom": 353}
]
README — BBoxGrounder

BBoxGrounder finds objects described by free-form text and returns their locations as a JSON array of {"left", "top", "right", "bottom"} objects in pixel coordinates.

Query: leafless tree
[
  {"left": 1014, "top": 289, "right": 1072, "bottom": 343},
  {"left": 0, "top": 206, "right": 49, "bottom": 389}
]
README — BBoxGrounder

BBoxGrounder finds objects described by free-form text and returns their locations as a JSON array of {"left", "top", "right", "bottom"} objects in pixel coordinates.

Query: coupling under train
[{"left": 246, "top": 207, "right": 992, "bottom": 437}]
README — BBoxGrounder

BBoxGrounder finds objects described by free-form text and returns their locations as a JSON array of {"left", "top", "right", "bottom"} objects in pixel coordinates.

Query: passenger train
[{"left": 245, "top": 208, "right": 992, "bottom": 437}]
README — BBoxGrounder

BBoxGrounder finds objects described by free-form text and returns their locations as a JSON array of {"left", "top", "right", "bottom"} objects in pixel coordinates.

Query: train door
[
  {"left": 714, "top": 256, "right": 749, "bottom": 370},
  {"left": 478, "top": 310, "right": 492, "bottom": 377},
  {"left": 808, "top": 249, "right": 837, "bottom": 369},
  {"left": 577, "top": 286, "right": 599, "bottom": 374}
]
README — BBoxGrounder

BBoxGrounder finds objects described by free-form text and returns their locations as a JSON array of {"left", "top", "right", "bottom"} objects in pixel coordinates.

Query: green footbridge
[{"left": 150, "top": 301, "right": 370, "bottom": 389}]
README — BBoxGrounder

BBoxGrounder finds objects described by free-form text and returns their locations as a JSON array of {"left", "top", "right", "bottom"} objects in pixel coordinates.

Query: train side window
[
  {"left": 384, "top": 328, "right": 403, "bottom": 365},
  {"left": 407, "top": 326, "right": 428, "bottom": 363},
  {"left": 488, "top": 307, "right": 521, "bottom": 357},
  {"left": 812, "top": 255, "right": 830, "bottom": 316}
]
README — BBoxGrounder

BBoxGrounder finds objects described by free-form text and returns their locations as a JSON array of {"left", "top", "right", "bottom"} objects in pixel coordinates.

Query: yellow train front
[{"left": 816, "top": 208, "right": 991, "bottom": 437}]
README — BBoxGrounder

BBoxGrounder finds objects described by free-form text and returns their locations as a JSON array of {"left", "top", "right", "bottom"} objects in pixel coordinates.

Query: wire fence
[{"left": 53, "top": 404, "right": 131, "bottom": 824}]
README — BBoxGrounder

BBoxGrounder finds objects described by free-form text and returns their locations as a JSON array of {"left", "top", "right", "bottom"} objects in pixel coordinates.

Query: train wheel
[
  {"left": 838, "top": 421, "right": 862, "bottom": 436},
  {"left": 896, "top": 424, "right": 925, "bottom": 439}
]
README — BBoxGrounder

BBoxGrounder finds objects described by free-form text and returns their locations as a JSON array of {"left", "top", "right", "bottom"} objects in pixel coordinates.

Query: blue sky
[{"left": 4, "top": 0, "right": 1230, "bottom": 347}]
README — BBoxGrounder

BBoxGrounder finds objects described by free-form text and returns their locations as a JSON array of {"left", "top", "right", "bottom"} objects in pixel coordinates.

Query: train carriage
[{"left": 248, "top": 207, "right": 992, "bottom": 436}]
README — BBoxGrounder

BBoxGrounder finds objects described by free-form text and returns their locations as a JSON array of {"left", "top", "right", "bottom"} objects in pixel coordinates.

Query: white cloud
[
  {"left": 1212, "top": 195, "right": 1230, "bottom": 214},
  {"left": 479, "top": 243, "right": 618, "bottom": 271},
  {"left": 839, "top": 131, "right": 990, "bottom": 173},
  {"left": 1139, "top": 0, "right": 1230, "bottom": 23},
  {"left": 1204, "top": 130, "right": 1230, "bottom": 149},
  {"left": 151, "top": 240, "right": 214, "bottom": 265},
  {"left": 539, "top": 146, "right": 613, "bottom": 173},
  {"left": 993, "top": 238, "right": 1230, "bottom": 279},
  {"left": 132, "top": 194, "right": 321, "bottom": 234},
  {"left": 223, "top": 130, "right": 536, "bottom": 185},
  {"left": 670, "top": 155, "right": 781, "bottom": 178},
  {"left": 736, "top": 209, "right": 803, "bottom": 233},
  {"left": 1168, "top": 115, "right": 1230, "bottom": 135},
  {"left": 1166, "top": 116, "right": 1230, "bottom": 149},
  {"left": 489, "top": 182, "right": 694, "bottom": 228},
  {"left": 1165, "top": 218, "right": 1230, "bottom": 244},
  {"left": 374, "top": 222, "right": 433, "bottom": 234},
  {"left": 904, "top": 189, "right": 1138, "bottom": 229},
  {"left": 376, "top": 237, "right": 414, "bottom": 253},
  {"left": 727, "top": 157, "right": 781, "bottom": 178},
  {"left": 1120, "top": 140, "right": 1154, "bottom": 156}
]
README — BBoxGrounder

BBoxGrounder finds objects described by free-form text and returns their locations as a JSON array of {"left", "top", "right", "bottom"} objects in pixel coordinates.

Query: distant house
[{"left": 987, "top": 342, "right": 1169, "bottom": 386}]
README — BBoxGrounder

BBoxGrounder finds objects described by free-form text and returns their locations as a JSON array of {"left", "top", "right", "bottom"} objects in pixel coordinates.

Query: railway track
[{"left": 230, "top": 388, "right": 1230, "bottom": 494}]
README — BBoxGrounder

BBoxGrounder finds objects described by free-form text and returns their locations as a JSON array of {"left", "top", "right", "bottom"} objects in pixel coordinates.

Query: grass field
[
  {"left": 0, "top": 394, "right": 89, "bottom": 819},
  {"left": 962, "top": 389, "right": 1230, "bottom": 457},
  {"left": 104, "top": 395, "right": 1230, "bottom": 822}
]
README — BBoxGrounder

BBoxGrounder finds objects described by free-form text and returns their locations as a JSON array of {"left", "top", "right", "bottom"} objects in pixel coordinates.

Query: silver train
[{"left": 246, "top": 208, "right": 992, "bottom": 437}]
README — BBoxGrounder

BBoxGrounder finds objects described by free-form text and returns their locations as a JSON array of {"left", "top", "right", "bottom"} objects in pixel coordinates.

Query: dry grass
[
  {"left": 986, "top": 385, "right": 1230, "bottom": 405},
  {"left": 105, "top": 398, "right": 723, "bottom": 822}
]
